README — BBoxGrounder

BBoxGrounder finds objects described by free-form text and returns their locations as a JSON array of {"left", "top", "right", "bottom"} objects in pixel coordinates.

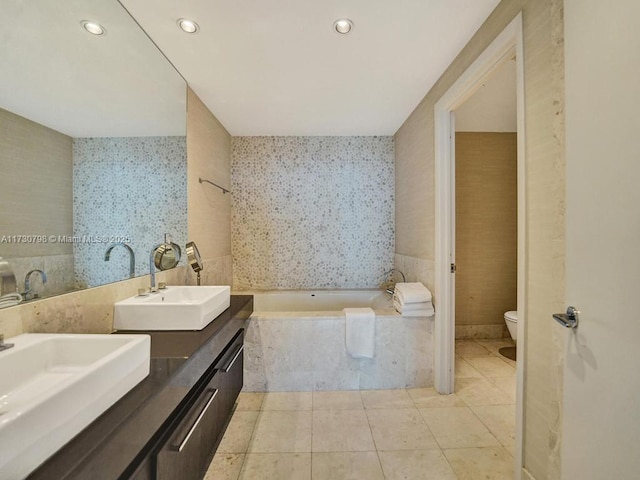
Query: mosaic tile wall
[
  {"left": 73, "top": 137, "right": 187, "bottom": 287},
  {"left": 231, "top": 137, "right": 395, "bottom": 290}
]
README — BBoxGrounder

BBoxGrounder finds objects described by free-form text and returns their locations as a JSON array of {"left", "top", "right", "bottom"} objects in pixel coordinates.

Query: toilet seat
[{"left": 504, "top": 311, "right": 518, "bottom": 322}]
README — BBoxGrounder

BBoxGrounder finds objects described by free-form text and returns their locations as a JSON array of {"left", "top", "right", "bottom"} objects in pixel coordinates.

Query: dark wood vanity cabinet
[
  {"left": 27, "top": 296, "right": 252, "bottom": 480},
  {"left": 154, "top": 329, "right": 244, "bottom": 480}
]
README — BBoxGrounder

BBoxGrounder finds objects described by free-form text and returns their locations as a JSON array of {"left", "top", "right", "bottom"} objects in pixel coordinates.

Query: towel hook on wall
[{"left": 199, "top": 177, "right": 230, "bottom": 194}]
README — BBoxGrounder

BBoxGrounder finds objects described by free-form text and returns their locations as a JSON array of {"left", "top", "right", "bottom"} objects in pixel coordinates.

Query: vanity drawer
[
  {"left": 154, "top": 329, "right": 244, "bottom": 480},
  {"left": 156, "top": 372, "right": 222, "bottom": 480},
  {"left": 214, "top": 329, "right": 244, "bottom": 419}
]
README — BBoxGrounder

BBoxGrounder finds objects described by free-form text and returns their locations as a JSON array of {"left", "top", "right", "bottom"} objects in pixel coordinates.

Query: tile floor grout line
[
  {"left": 467, "top": 403, "right": 516, "bottom": 454},
  {"left": 408, "top": 393, "right": 444, "bottom": 454},
  {"left": 362, "top": 403, "right": 388, "bottom": 479},
  {"left": 234, "top": 400, "right": 265, "bottom": 478},
  {"left": 310, "top": 393, "right": 314, "bottom": 480},
  {"left": 440, "top": 448, "right": 463, "bottom": 480},
  {"left": 463, "top": 340, "right": 516, "bottom": 455}
]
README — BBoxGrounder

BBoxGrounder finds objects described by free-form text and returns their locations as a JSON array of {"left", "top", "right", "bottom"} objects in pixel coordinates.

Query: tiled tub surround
[
  {"left": 231, "top": 136, "right": 395, "bottom": 290},
  {"left": 73, "top": 136, "right": 187, "bottom": 287},
  {"left": 244, "top": 312, "right": 433, "bottom": 392}
]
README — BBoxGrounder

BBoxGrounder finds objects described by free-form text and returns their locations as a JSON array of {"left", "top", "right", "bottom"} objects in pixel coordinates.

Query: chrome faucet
[
  {"left": 104, "top": 242, "right": 135, "bottom": 278},
  {"left": 149, "top": 243, "right": 163, "bottom": 292},
  {"left": 0, "top": 334, "right": 14, "bottom": 352},
  {"left": 383, "top": 268, "right": 406, "bottom": 295},
  {"left": 23, "top": 269, "right": 47, "bottom": 300}
]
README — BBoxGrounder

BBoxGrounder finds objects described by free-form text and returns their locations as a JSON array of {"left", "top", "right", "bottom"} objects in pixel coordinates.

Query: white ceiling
[
  {"left": 455, "top": 58, "right": 517, "bottom": 132},
  {"left": 0, "top": 0, "right": 185, "bottom": 138},
  {"left": 120, "top": 0, "right": 500, "bottom": 136}
]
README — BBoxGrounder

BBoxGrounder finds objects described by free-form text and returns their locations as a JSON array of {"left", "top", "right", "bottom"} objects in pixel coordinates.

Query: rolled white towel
[
  {"left": 344, "top": 307, "right": 376, "bottom": 359},
  {"left": 393, "top": 298, "right": 433, "bottom": 312},
  {"left": 394, "top": 282, "right": 432, "bottom": 305},
  {"left": 0, "top": 293, "right": 22, "bottom": 309},
  {"left": 393, "top": 297, "right": 435, "bottom": 316},
  {"left": 401, "top": 306, "right": 435, "bottom": 317}
]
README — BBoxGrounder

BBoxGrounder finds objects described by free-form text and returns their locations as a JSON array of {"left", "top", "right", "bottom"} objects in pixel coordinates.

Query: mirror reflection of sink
[
  {"left": 0, "top": 333, "right": 150, "bottom": 479},
  {"left": 114, "top": 286, "right": 231, "bottom": 331}
]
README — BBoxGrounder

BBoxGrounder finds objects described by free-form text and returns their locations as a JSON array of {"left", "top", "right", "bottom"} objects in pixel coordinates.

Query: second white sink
[
  {"left": 0, "top": 333, "right": 150, "bottom": 479},
  {"left": 114, "top": 286, "right": 231, "bottom": 331}
]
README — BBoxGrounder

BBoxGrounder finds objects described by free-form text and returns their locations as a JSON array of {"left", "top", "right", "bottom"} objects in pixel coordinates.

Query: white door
[{"left": 562, "top": 1, "right": 640, "bottom": 478}]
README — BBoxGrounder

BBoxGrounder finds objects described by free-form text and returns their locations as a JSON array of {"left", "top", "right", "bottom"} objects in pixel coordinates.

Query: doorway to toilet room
[
  {"left": 433, "top": 13, "right": 526, "bottom": 477},
  {"left": 453, "top": 58, "right": 518, "bottom": 363}
]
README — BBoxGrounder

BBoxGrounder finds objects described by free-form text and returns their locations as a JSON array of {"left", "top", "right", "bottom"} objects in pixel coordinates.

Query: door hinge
[{"left": 450, "top": 263, "right": 456, "bottom": 273}]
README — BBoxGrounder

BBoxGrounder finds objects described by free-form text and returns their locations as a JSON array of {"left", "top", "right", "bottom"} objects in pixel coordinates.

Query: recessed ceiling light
[
  {"left": 333, "top": 18, "right": 353, "bottom": 35},
  {"left": 81, "top": 20, "right": 106, "bottom": 36},
  {"left": 177, "top": 18, "right": 199, "bottom": 34}
]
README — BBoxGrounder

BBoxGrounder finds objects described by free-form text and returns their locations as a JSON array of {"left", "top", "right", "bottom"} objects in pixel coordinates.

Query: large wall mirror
[{"left": 0, "top": 0, "right": 187, "bottom": 305}]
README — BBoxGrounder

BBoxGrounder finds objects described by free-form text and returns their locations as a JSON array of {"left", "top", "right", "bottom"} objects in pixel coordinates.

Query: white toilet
[{"left": 504, "top": 311, "right": 518, "bottom": 341}]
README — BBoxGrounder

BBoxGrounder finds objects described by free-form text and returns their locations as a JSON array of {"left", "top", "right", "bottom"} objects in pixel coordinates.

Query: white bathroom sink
[
  {"left": 0, "top": 333, "right": 150, "bottom": 479},
  {"left": 113, "top": 285, "right": 231, "bottom": 331}
]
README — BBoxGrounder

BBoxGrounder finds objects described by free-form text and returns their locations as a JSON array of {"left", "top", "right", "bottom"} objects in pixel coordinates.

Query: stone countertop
[{"left": 27, "top": 295, "right": 253, "bottom": 480}]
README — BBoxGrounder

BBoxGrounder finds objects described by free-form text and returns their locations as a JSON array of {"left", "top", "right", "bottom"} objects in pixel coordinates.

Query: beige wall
[
  {"left": 187, "top": 88, "right": 232, "bottom": 265},
  {"left": 455, "top": 133, "right": 517, "bottom": 333},
  {"left": 0, "top": 108, "right": 73, "bottom": 258},
  {"left": 394, "top": 1, "right": 565, "bottom": 478},
  {"left": 0, "top": 87, "right": 234, "bottom": 335}
]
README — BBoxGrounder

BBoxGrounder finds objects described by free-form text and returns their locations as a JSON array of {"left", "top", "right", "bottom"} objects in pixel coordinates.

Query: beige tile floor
[{"left": 206, "top": 338, "right": 516, "bottom": 480}]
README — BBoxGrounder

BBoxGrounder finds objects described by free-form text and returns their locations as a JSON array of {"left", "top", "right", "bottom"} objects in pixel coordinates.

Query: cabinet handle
[
  {"left": 172, "top": 388, "right": 218, "bottom": 452},
  {"left": 222, "top": 344, "right": 244, "bottom": 373}
]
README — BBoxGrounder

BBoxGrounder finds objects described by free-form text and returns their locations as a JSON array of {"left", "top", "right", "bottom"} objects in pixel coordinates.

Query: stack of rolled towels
[
  {"left": 393, "top": 282, "right": 435, "bottom": 317},
  {"left": 0, "top": 293, "right": 23, "bottom": 309}
]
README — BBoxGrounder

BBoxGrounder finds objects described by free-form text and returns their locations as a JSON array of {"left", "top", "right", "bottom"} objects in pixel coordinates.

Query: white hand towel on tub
[
  {"left": 344, "top": 307, "right": 375, "bottom": 359},
  {"left": 394, "top": 282, "right": 432, "bottom": 304}
]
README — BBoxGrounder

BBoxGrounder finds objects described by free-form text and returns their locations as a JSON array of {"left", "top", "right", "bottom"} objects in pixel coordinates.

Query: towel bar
[{"left": 199, "top": 177, "right": 230, "bottom": 194}]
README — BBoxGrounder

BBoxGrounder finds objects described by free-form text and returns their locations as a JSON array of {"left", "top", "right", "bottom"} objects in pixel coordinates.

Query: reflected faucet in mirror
[
  {"left": 23, "top": 269, "right": 47, "bottom": 300},
  {"left": 104, "top": 243, "right": 135, "bottom": 279}
]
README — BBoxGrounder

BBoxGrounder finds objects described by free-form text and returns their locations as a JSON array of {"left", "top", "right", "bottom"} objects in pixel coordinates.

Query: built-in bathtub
[
  {"left": 250, "top": 289, "right": 395, "bottom": 315},
  {"left": 239, "top": 289, "right": 434, "bottom": 391}
]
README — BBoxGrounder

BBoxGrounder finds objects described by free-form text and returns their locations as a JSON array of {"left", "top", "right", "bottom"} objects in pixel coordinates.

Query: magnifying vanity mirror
[
  {"left": 153, "top": 235, "right": 183, "bottom": 271},
  {"left": 0, "top": 0, "right": 187, "bottom": 305}
]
